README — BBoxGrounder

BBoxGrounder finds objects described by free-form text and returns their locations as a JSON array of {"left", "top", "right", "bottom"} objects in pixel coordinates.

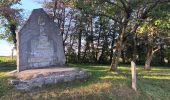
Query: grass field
[{"left": 0, "top": 56, "right": 170, "bottom": 100}]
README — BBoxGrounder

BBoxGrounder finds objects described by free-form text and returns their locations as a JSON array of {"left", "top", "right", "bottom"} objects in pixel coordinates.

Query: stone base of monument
[{"left": 8, "top": 67, "right": 91, "bottom": 90}]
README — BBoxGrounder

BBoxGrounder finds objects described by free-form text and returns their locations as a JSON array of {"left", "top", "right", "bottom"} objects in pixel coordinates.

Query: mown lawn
[{"left": 0, "top": 56, "right": 170, "bottom": 100}]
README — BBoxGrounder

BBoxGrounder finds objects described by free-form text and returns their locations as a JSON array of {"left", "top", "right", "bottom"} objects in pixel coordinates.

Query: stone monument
[
  {"left": 17, "top": 8, "right": 66, "bottom": 72},
  {"left": 8, "top": 8, "right": 91, "bottom": 90}
]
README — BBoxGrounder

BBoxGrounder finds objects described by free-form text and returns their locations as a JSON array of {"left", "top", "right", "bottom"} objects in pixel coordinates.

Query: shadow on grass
[
  {"left": 0, "top": 76, "right": 14, "bottom": 97},
  {"left": 137, "top": 78, "right": 170, "bottom": 100},
  {"left": 1, "top": 63, "right": 170, "bottom": 100},
  {"left": 0, "top": 62, "right": 16, "bottom": 72},
  {"left": 1, "top": 63, "right": 136, "bottom": 100},
  {"left": 0, "top": 61, "right": 16, "bottom": 97}
]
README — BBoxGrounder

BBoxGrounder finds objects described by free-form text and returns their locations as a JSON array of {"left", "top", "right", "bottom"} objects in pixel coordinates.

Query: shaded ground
[{"left": 0, "top": 56, "right": 170, "bottom": 100}]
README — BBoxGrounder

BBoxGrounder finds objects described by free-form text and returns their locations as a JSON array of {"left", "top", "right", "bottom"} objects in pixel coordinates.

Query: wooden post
[
  {"left": 11, "top": 48, "right": 14, "bottom": 60},
  {"left": 131, "top": 61, "right": 136, "bottom": 91}
]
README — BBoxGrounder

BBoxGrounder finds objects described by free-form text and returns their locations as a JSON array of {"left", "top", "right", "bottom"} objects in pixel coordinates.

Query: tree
[
  {"left": 40, "top": 0, "right": 170, "bottom": 69},
  {"left": 0, "top": 0, "right": 21, "bottom": 45},
  {"left": 137, "top": 2, "right": 170, "bottom": 69}
]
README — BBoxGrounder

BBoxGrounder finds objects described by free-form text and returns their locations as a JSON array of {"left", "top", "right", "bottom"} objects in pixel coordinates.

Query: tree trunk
[
  {"left": 110, "top": 57, "right": 119, "bottom": 71},
  {"left": 96, "top": 16, "right": 102, "bottom": 62},
  {"left": 98, "top": 37, "right": 108, "bottom": 64},
  {"left": 110, "top": 37, "right": 115, "bottom": 63},
  {"left": 110, "top": 36, "right": 123, "bottom": 71},
  {"left": 96, "top": 28, "right": 101, "bottom": 61},
  {"left": 110, "top": 26, "right": 125, "bottom": 71},
  {"left": 122, "top": 50, "right": 125, "bottom": 64},
  {"left": 78, "top": 28, "right": 82, "bottom": 63},
  {"left": 90, "top": 16, "right": 96, "bottom": 62},
  {"left": 11, "top": 48, "right": 14, "bottom": 60},
  {"left": 145, "top": 48, "right": 153, "bottom": 70},
  {"left": 109, "top": 2, "right": 132, "bottom": 71},
  {"left": 145, "top": 55, "right": 153, "bottom": 70}
]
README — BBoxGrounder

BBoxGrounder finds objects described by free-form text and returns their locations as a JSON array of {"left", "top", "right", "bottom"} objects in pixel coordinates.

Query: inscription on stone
[{"left": 17, "top": 8, "right": 66, "bottom": 71}]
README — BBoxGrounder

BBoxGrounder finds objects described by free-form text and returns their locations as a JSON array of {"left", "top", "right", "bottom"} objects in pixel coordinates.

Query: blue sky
[{"left": 0, "top": 0, "right": 41, "bottom": 56}]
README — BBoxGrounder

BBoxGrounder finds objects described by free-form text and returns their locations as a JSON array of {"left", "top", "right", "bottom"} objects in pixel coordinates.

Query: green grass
[{"left": 0, "top": 56, "right": 170, "bottom": 100}]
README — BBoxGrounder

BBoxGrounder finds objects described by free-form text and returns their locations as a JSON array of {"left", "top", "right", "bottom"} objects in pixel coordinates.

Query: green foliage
[{"left": 150, "top": 2, "right": 170, "bottom": 31}]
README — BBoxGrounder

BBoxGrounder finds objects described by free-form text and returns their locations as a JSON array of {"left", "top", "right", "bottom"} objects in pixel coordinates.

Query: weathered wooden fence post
[{"left": 131, "top": 61, "right": 136, "bottom": 91}]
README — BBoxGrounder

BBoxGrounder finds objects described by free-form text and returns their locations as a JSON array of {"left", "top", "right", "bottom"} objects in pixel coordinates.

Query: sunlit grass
[
  {"left": 0, "top": 56, "right": 16, "bottom": 63},
  {"left": 0, "top": 57, "right": 170, "bottom": 100}
]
